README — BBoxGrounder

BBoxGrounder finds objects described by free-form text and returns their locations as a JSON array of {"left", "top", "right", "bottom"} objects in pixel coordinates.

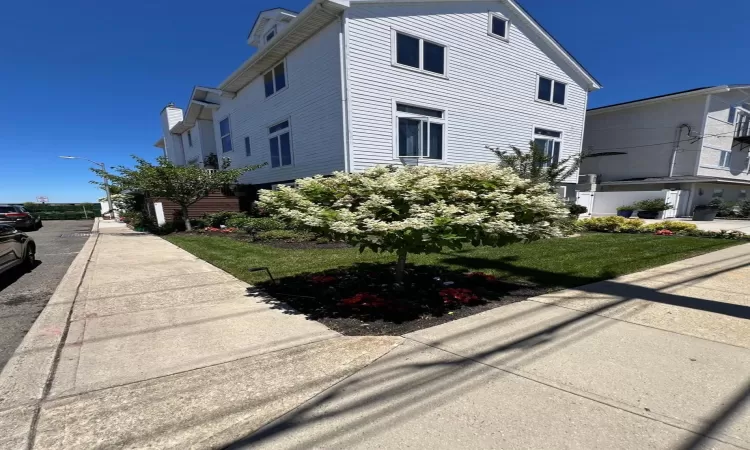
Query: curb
[
  {"left": 0, "top": 230, "right": 99, "bottom": 448},
  {"left": 91, "top": 217, "right": 100, "bottom": 233}
]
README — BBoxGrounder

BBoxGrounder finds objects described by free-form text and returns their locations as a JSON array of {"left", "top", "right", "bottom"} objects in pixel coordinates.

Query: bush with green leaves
[
  {"left": 716, "top": 200, "right": 737, "bottom": 217},
  {"left": 203, "top": 211, "right": 247, "bottom": 228},
  {"left": 616, "top": 205, "right": 635, "bottom": 211},
  {"left": 577, "top": 216, "right": 644, "bottom": 233},
  {"left": 740, "top": 200, "right": 750, "bottom": 218},
  {"left": 226, "top": 216, "right": 287, "bottom": 233},
  {"left": 259, "top": 164, "right": 569, "bottom": 281},
  {"left": 633, "top": 199, "right": 672, "bottom": 212},
  {"left": 641, "top": 221, "right": 698, "bottom": 233},
  {"left": 567, "top": 203, "right": 588, "bottom": 216}
]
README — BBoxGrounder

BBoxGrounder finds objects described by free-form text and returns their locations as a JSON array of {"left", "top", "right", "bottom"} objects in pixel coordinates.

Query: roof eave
[{"left": 588, "top": 85, "right": 750, "bottom": 116}]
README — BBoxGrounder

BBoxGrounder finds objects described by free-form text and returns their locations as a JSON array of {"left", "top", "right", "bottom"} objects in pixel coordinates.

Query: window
[
  {"left": 219, "top": 117, "right": 232, "bottom": 152},
  {"left": 739, "top": 189, "right": 747, "bottom": 199},
  {"left": 244, "top": 136, "right": 251, "bottom": 157},
  {"left": 263, "top": 61, "right": 287, "bottom": 98},
  {"left": 268, "top": 120, "right": 292, "bottom": 168},
  {"left": 394, "top": 31, "right": 446, "bottom": 76},
  {"left": 265, "top": 25, "right": 276, "bottom": 43},
  {"left": 713, "top": 188, "right": 724, "bottom": 198},
  {"left": 395, "top": 103, "right": 444, "bottom": 159},
  {"left": 537, "top": 76, "right": 566, "bottom": 106},
  {"left": 729, "top": 106, "right": 737, "bottom": 123},
  {"left": 533, "top": 127, "right": 562, "bottom": 166},
  {"left": 719, "top": 150, "right": 731, "bottom": 168},
  {"left": 187, "top": 130, "right": 193, "bottom": 147},
  {"left": 488, "top": 13, "right": 509, "bottom": 40}
]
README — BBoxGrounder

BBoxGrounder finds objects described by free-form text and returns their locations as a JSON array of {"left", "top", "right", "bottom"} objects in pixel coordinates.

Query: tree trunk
[
  {"left": 395, "top": 251, "right": 407, "bottom": 283},
  {"left": 181, "top": 205, "right": 192, "bottom": 231}
]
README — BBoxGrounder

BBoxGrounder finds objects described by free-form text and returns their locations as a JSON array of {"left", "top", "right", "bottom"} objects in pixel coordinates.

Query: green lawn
[{"left": 165, "top": 233, "right": 740, "bottom": 289}]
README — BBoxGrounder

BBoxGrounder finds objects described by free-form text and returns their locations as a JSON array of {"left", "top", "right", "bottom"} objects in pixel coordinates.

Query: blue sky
[{"left": 1, "top": 0, "right": 747, "bottom": 202}]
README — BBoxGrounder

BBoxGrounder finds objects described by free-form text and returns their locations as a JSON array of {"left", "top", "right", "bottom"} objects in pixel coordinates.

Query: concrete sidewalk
[
  {"left": 1, "top": 224, "right": 748, "bottom": 449},
  {"left": 0, "top": 224, "right": 400, "bottom": 448}
]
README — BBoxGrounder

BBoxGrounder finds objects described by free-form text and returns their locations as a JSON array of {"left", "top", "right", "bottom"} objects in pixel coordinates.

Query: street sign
[{"left": 36, "top": 196, "right": 49, "bottom": 203}]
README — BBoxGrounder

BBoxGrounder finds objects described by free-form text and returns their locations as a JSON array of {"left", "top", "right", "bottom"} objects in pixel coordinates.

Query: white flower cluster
[{"left": 258, "top": 164, "right": 569, "bottom": 254}]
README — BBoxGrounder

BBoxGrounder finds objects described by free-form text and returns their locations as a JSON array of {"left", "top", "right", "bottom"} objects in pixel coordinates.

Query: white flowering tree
[{"left": 258, "top": 164, "right": 569, "bottom": 282}]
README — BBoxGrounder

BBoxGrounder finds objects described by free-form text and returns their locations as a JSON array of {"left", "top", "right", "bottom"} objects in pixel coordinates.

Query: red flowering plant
[
  {"left": 340, "top": 293, "right": 390, "bottom": 308},
  {"left": 654, "top": 229, "right": 674, "bottom": 236},
  {"left": 310, "top": 275, "right": 338, "bottom": 285},
  {"left": 439, "top": 288, "right": 480, "bottom": 306},
  {"left": 466, "top": 272, "right": 498, "bottom": 284}
]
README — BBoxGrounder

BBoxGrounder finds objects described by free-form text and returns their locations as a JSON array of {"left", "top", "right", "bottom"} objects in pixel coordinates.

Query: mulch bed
[{"left": 251, "top": 263, "right": 551, "bottom": 336}]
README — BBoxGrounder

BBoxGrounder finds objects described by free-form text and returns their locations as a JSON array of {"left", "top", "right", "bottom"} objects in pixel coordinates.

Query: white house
[
  {"left": 155, "top": 0, "right": 600, "bottom": 200},
  {"left": 580, "top": 85, "right": 750, "bottom": 215}
]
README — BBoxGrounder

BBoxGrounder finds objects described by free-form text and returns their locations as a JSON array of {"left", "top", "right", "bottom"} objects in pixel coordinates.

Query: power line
[{"left": 586, "top": 129, "right": 738, "bottom": 153}]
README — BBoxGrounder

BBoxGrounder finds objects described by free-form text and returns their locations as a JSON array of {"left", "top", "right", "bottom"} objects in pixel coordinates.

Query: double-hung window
[
  {"left": 263, "top": 61, "right": 287, "bottom": 98},
  {"left": 393, "top": 31, "right": 446, "bottom": 76},
  {"left": 395, "top": 103, "right": 444, "bottom": 159},
  {"left": 533, "top": 128, "right": 562, "bottom": 166},
  {"left": 537, "top": 76, "right": 566, "bottom": 106},
  {"left": 719, "top": 150, "right": 731, "bottom": 168},
  {"left": 219, "top": 117, "right": 232, "bottom": 152},
  {"left": 268, "top": 120, "right": 292, "bottom": 168},
  {"left": 488, "top": 13, "right": 509, "bottom": 40}
]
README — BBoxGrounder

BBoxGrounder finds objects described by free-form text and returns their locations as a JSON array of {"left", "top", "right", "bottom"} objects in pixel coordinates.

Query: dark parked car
[
  {"left": 0, "top": 224, "right": 35, "bottom": 275},
  {"left": 0, "top": 205, "right": 42, "bottom": 230}
]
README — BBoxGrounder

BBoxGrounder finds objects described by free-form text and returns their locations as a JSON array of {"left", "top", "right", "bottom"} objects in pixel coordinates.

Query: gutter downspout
[
  {"left": 337, "top": 12, "right": 352, "bottom": 173},
  {"left": 669, "top": 124, "right": 690, "bottom": 177}
]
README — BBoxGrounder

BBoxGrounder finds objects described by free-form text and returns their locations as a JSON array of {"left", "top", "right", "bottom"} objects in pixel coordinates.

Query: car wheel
[
  {"left": 36, "top": 220, "right": 42, "bottom": 230},
  {"left": 23, "top": 245, "right": 36, "bottom": 271}
]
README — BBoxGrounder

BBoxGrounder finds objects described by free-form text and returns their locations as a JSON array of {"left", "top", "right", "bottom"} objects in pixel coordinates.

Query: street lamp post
[{"left": 59, "top": 156, "right": 114, "bottom": 219}]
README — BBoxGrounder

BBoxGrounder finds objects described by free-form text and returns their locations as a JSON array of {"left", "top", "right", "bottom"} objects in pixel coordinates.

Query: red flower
[
  {"left": 466, "top": 272, "right": 497, "bottom": 282},
  {"left": 340, "top": 293, "right": 387, "bottom": 307},
  {"left": 311, "top": 275, "right": 338, "bottom": 284},
  {"left": 440, "top": 288, "right": 480, "bottom": 306}
]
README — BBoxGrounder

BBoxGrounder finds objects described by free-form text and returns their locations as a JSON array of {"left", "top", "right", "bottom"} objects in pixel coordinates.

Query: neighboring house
[
  {"left": 155, "top": 0, "right": 600, "bottom": 200},
  {"left": 580, "top": 85, "right": 750, "bottom": 215}
]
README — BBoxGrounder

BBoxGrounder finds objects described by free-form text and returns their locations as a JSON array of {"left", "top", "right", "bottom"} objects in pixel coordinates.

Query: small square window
[
  {"left": 739, "top": 189, "right": 747, "bottom": 199},
  {"left": 265, "top": 25, "right": 276, "bottom": 43},
  {"left": 394, "top": 32, "right": 446, "bottom": 76},
  {"left": 489, "top": 14, "right": 508, "bottom": 39},
  {"left": 537, "top": 76, "right": 566, "bottom": 106},
  {"left": 244, "top": 136, "right": 251, "bottom": 156},
  {"left": 713, "top": 189, "right": 724, "bottom": 198}
]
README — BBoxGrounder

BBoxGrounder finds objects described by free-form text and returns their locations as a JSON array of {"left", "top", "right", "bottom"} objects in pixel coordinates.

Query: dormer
[{"left": 247, "top": 8, "right": 298, "bottom": 48}]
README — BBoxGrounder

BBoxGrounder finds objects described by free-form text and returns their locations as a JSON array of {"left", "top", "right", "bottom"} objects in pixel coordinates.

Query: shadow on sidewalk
[{"left": 221, "top": 259, "right": 750, "bottom": 449}]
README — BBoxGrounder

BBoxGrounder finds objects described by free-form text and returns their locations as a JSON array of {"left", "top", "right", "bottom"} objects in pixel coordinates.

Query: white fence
[{"left": 576, "top": 190, "right": 687, "bottom": 218}]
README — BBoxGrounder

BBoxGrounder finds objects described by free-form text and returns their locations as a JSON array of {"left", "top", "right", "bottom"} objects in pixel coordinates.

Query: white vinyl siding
[
  {"left": 211, "top": 21, "right": 345, "bottom": 185},
  {"left": 345, "top": 1, "right": 589, "bottom": 183}
]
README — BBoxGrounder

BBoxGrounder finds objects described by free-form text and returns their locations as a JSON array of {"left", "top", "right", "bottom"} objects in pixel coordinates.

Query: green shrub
[
  {"left": 239, "top": 217, "right": 287, "bottom": 233},
  {"left": 567, "top": 203, "right": 588, "bottom": 216},
  {"left": 716, "top": 200, "right": 737, "bottom": 217},
  {"left": 633, "top": 199, "right": 672, "bottom": 212},
  {"left": 577, "top": 216, "right": 644, "bottom": 233},
  {"left": 641, "top": 221, "right": 698, "bottom": 233},
  {"left": 616, "top": 205, "right": 635, "bottom": 211},
  {"left": 203, "top": 211, "right": 246, "bottom": 227},
  {"left": 740, "top": 200, "right": 750, "bottom": 218},
  {"left": 254, "top": 230, "right": 316, "bottom": 242}
]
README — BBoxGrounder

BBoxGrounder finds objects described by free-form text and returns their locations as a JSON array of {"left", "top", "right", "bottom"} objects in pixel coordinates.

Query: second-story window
[
  {"left": 393, "top": 31, "right": 446, "bottom": 76},
  {"left": 264, "top": 61, "right": 287, "bottom": 98},
  {"left": 220, "top": 117, "right": 232, "bottom": 152},
  {"left": 537, "top": 76, "right": 566, "bottom": 106},
  {"left": 533, "top": 127, "right": 562, "bottom": 166},
  {"left": 268, "top": 120, "right": 292, "bottom": 168},
  {"left": 187, "top": 130, "right": 193, "bottom": 147}
]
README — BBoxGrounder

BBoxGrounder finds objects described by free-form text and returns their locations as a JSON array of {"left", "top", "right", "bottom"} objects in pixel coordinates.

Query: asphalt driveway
[{"left": 0, "top": 220, "right": 93, "bottom": 372}]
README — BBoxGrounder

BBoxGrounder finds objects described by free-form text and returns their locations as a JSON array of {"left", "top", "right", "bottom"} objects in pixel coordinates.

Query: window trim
[
  {"left": 535, "top": 75, "right": 567, "bottom": 107},
  {"left": 391, "top": 99, "right": 447, "bottom": 162},
  {"left": 263, "top": 60, "right": 288, "bottom": 99},
  {"left": 187, "top": 130, "right": 193, "bottom": 147},
  {"left": 531, "top": 125, "right": 564, "bottom": 167},
  {"left": 267, "top": 117, "right": 294, "bottom": 168},
  {"left": 390, "top": 28, "right": 449, "bottom": 79},
  {"left": 487, "top": 12, "right": 510, "bottom": 42},
  {"left": 219, "top": 116, "right": 233, "bottom": 153}
]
